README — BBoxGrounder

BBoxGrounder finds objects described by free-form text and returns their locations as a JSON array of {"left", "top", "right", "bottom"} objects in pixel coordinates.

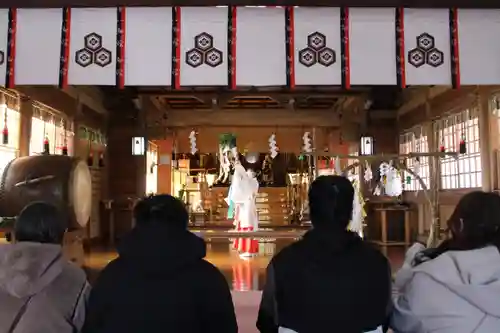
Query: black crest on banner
[
  {"left": 408, "top": 33, "right": 444, "bottom": 68},
  {"left": 75, "top": 32, "right": 113, "bottom": 68},
  {"left": 298, "top": 32, "right": 336, "bottom": 68},
  {"left": 186, "top": 32, "right": 224, "bottom": 68}
]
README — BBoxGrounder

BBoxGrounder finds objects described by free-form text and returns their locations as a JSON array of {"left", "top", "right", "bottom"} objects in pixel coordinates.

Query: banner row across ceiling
[{"left": 1, "top": 7, "right": 499, "bottom": 88}]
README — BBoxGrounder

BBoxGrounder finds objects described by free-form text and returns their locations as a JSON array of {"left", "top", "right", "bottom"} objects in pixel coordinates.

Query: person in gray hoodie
[
  {"left": 0, "top": 202, "right": 90, "bottom": 333},
  {"left": 391, "top": 191, "right": 500, "bottom": 333}
]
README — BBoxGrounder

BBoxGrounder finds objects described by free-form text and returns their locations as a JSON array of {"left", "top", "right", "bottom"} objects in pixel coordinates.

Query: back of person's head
[
  {"left": 133, "top": 194, "right": 189, "bottom": 230},
  {"left": 446, "top": 191, "right": 500, "bottom": 250},
  {"left": 308, "top": 175, "right": 354, "bottom": 230},
  {"left": 14, "top": 202, "right": 67, "bottom": 244}
]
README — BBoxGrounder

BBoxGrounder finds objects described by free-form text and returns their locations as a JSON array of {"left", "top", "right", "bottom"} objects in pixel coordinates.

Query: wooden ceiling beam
[
  {"left": 160, "top": 108, "right": 360, "bottom": 127},
  {"left": 60, "top": 86, "right": 108, "bottom": 116},
  {"left": 397, "top": 86, "right": 450, "bottom": 117}
]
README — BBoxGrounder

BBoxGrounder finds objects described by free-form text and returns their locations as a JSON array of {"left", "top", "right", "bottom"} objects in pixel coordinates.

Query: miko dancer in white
[{"left": 227, "top": 151, "right": 260, "bottom": 257}]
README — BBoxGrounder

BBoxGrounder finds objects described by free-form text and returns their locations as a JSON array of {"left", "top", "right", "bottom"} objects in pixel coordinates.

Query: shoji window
[
  {"left": 30, "top": 104, "right": 74, "bottom": 156},
  {"left": 436, "top": 107, "right": 481, "bottom": 189},
  {"left": 0, "top": 92, "right": 21, "bottom": 176},
  {"left": 399, "top": 126, "right": 430, "bottom": 191}
]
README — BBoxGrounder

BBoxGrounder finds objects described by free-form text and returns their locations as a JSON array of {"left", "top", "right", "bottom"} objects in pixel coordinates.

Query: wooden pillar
[
  {"left": 489, "top": 93, "right": 500, "bottom": 190},
  {"left": 425, "top": 96, "right": 441, "bottom": 237},
  {"left": 136, "top": 97, "right": 148, "bottom": 197},
  {"left": 477, "top": 90, "right": 493, "bottom": 191},
  {"left": 18, "top": 97, "right": 32, "bottom": 157},
  {"left": 107, "top": 101, "right": 147, "bottom": 237},
  {"left": 156, "top": 138, "right": 173, "bottom": 194},
  {"left": 417, "top": 204, "right": 425, "bottom": 236}
]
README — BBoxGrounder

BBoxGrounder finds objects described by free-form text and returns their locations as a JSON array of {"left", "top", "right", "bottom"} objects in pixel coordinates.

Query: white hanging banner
[
  {"left": 6, "top": 7, "right": 500, "bottom": 87},
  {"left": 293, "top": 8, "right": 341, "bottom": 86},
  {"left": 180, "top": 7, "right": 228, "bottom": 86},
  {"left": 235, "top": 7, "right": 286, "bottom": 87},
  {"left": 403, "top": 9, "right": 451, "bottom": 86},
  {"left": 458, "top": 9, "right": 500, "bottom": 85},
  {"left": 0, "top": 9, "right": 9, "bottom": 87},
  {"left": 15, "top": 9, "right": 62, "bottom": 85},
  {"left": 349, "top": 8, "right": 397, "bottom": 85},
  {"left": 124, "top": 7, "right": 172, "bottom": 86},
  {"left": 68, "top": 8, "right": 117, "bottom": 85}
]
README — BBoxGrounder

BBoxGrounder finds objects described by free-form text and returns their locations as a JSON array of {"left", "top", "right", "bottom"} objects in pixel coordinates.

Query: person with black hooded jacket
[
  {"left": 257, "top": 175, "right": 392, "bottom": 333},
  {"left": 82, "top": 194, "right": 238, "bottom": 333}
]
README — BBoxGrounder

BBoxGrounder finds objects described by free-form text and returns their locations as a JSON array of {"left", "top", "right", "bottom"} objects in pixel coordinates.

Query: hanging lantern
[
  {"left": 440, "top": 121, "right": 447, "bottom": 157},
  {"left": 2, "top": 126, "right": 8, "bottom": 145},
  {"left": 61, "top": 119, "right": 68, "bottom": 155},
  {"left": 97, "top": 132, "right": 105, "bottom": 167},
  {"left": 87, "top": 150, "right": 94, "bottom": 166},
  {"left": 98, "top": 151, "right": 105, "bottom": 167},
  {"left": 459, "top": 134, "right": 466, "bottom": 154},
  {"left": 43, "top": 136, "right": 50, "bottom": 154},
  {"left": 459, "top": 114, "right": 467, "bottom": 155},
  {"left": 2, "top": 103, "right": 8, "bottom": 145},
  {"left": 360, "top": 136, "right": 374, "bottom": 155},
  {"left": 132, "top": 136, "right": 145, "bottom": 156},
  {"left": 87, "top": 130, "right": 94, "bottom": 166}
]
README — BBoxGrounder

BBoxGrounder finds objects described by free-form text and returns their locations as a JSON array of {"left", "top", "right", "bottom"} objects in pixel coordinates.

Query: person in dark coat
[
  {"left": 82, "top": 194, "right": 237, "bottom": 333},
  {"left": 257, "top": 175, "right": 392, "bottom": 333}
]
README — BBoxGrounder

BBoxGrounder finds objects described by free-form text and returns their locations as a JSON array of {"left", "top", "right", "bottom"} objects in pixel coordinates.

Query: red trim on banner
[
  {"left": 288, "top": 6, "right": 295, "bottom": 89},
  {"left": 396, "top": 8, "right": 406, "bottom": 88},
  {"left": 340, "top": 7, "right": 351, "bottom": 89},
  {"left": 175, "top": 6, "right": 181, "bottom": 89},
  {"left": 5, "top": 8, "right": 17, "bottom": 88},
  {"left": 118, "top": 7, "right": 127, "bottom": 89},
  {"left": 450, "top": 8, "right": 460, "bottom": 89},
  {"left": 59, "top": 8, "right": 71, "bottom": 88},
  {"left": 231, "top": 6, "right": 237, "bottom": 90},
  {"left": 116, "top": 7, "right": 126, "bottom": 88},
  {"left": 344, "top": 8, "right": 351, "bottom": 89}
]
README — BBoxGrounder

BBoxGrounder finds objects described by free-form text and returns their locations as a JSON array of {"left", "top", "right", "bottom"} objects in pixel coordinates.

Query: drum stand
[
  {"left": 102, "top": 199, "right": 114, "bottom": 247},
  {"left": 128, "top": 197, "right": 140, "bottom": 229}
]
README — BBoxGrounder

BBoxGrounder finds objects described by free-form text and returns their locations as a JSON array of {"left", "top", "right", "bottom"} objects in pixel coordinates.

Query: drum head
[{"left": 69, "top": 160, "right": 92, "bottom": 227}]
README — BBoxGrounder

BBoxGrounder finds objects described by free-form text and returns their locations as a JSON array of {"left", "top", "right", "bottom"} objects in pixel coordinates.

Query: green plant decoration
[{"left": 218, "top": 133, "right": 236, "bottom": 150}]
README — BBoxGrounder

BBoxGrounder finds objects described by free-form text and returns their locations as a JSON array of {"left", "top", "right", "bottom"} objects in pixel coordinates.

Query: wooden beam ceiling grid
[{"left": 149, "top": 90, "right": 363, "bottom": 111}]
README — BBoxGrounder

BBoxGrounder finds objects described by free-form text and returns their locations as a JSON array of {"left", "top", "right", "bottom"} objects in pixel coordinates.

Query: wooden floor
[
  {"left": 83, "top": 237, "right": 405, "bottom": 333},
  {"left": 84, "top": 238, "right": 405, "bottom": 289}
]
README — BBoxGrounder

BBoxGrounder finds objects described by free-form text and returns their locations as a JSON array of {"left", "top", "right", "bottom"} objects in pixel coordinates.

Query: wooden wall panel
[
  {"left": 399, "top": 87, "right": 477, "bottom": 130},
  {"left": 276, "top": 127, "right": 303, "bottom": 153},
  {"left": 154, "top": 139, "right": 173, "bottom": 195}
]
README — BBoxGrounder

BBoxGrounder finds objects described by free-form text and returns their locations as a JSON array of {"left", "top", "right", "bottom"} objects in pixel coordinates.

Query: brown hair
[{"left": 446, "top": 191, "right": 500, "bottom": 251}]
